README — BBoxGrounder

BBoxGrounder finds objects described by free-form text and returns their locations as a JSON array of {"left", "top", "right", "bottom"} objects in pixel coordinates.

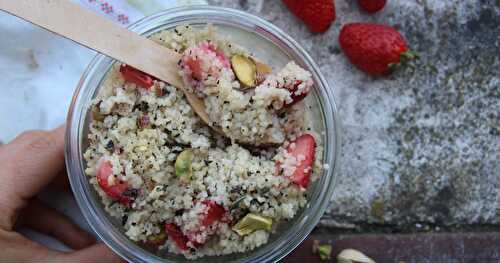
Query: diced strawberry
[
  {"left": 284, "top": 80, "right": 309, "bottom": 107},
  {"left": 184, "top": 56, "right": 204, "bottom": 81},
  {"left": 180, "top": 41, "right": 231, "bottom": 89},
  {"left": 200, "top": 200, "right": 225, "bottom": 226},
  {"left": 177, "top": 200, "right": 226, "bottom": 247},
  {"left": 277, "top": 134, "right": 316, "bottom": 188},
  {"left": 119, "top": 65, "right": 155, "bottom": 89},
  {"left": 96, "top": 159, "right": 132, "bottom": 204},
  {"left": 209, "top": 45, "right": 231, "bottom": 69},
  {"left": 195, "top": 41, "right": 231, "bottom": 69},
  {"left": 165, "top": 223, "right": 190, "bottom": 251}
]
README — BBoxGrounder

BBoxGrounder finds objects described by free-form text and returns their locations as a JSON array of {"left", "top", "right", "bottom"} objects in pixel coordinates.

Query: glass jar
[{"left": 65, "top": 6, "right": 341, "bottom": 263}]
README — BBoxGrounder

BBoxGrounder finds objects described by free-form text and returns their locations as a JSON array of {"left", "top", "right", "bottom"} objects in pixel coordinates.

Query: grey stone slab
[{"left": 208, "top": 0, "right": 500, "bottom": 230}]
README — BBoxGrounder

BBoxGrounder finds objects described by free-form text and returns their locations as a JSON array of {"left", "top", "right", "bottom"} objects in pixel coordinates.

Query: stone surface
[{"left": 207, "top": 0, "right": 500, "bottom": 231}]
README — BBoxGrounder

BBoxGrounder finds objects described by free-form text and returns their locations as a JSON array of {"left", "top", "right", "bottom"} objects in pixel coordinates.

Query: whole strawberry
[
  {"left": 358, "top": 0, "right": 387, "bottom": 13},
  {"left": 282, "top": 0, "right": 335, "bottom": 33},
  {"left": 339, "top": 23, "right": 418, "bottom": 76}
]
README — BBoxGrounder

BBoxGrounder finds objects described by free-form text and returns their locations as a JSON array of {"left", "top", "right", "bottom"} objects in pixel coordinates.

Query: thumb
[{"left": 57, "top": 243, "right": 124, "bottom": 263}]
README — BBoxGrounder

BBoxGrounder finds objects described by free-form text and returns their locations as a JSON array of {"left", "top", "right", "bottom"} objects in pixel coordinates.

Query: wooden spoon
[
  {"left": 0, "top": 0, "right": 215, "bottom": 131},
  {"left": 255, "top": 61, "right": 273, "bottom": 79},
  {"left": 0, "top": 0, "right": 281, "bottom": 146}
]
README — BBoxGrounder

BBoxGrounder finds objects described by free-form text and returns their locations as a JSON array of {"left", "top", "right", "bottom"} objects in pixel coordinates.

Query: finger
[
  {"left": 57, "top": 243, "right": 125, "bottom": 263},
  {"left": 0, "top": 229, "right": 62, "bottom": 263},
  {"left": 0, "top": 125, "right": 66, "bottom": 201},
  {"left": 0, "top": 126, "right": 66, "bottom": 230},
  {"left": 17, "top": 200, "right": 95, "bottom": 250}
]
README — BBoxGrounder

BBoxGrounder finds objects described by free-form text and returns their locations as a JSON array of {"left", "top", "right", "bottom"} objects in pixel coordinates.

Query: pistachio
[
  {"left": 91, "top": 104, "right": 105, "bottom": 121},
  {"left": 146, "top": 230, "right": 167, "bottom": 246},
  {"left": 175, "top": 149, "right": 193, "bottom": 181},
  {"left": 231, "top": 54, "right": 257, "bottom": 88},
  {"left": 337, "top": 249, "right": 375, "bottom": 263},
  {"left": 136, "top": 145, "right": 148, "bottom": 152},
  {"left": 232, "top": 213, "right": 272, "bottom": 236},
  {"left": 312, "top": 240, "right": 333, "bottom": 260},
  {"left": 230, "top": 196, "right": 246, "bottom": 210},
  {"left": 318, "top": 244, "right": 332, "bottom": 260}
]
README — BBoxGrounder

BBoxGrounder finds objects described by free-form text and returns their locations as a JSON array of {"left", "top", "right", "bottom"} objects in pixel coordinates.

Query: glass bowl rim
[{"left": 65, "top": 5, "right": 341, "bottom": 263}]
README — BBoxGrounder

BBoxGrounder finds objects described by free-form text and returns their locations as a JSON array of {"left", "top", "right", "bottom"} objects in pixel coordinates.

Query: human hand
[{"left": 0, "top": 126, "right": 123, "bottom": 263}]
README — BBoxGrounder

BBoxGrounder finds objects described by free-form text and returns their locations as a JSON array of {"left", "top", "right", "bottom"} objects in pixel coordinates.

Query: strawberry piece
[
  {"left": 200, "top": 200, "right": 226, "bottom": 226},
  {"left": 203, "top": 42, "right": 231, "bottom": 69},
  {"left": 184, "top": 56, "right": 204, "bottom": 82},
  {"left": 165, "top": 223, "right": 190, "bottom": 251},
  {"left": 180, "top": 41, "right": 231, "bottom": 89},
  {"left": 96, "top": 159, "right": 132, "bottom": 205},
  {"left": 339, "top": 23, "right": 417, "bottom": 76},
  {"left": 277, "top": 134, "right": 316, "bottom": 188},
  {"left": 119, "top": 65, "right": 155, "bottom": 89},
  {"left": 283, "top": 80, "right": 308, "bottom": 107},
  {"left": 165, "top": 201, "right": 225, "bottom": 250},
  {"left": 185, "top": 201, "right": 226, "bottom": 244},
  {"left": 282, "top": 0, "right": 335, "bottom": 33},
  {"left": 358, "top": 0, "right": 387, "bottom": 13}
]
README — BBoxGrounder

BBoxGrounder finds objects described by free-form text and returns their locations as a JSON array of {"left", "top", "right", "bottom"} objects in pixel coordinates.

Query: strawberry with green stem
[{"left": 339, "top": 23, "right": 419, "bottom": 76}]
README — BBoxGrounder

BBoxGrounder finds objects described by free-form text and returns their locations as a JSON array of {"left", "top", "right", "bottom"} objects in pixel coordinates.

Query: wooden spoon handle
[{"left": 0, "top": 0, "right": 183, "bottom": 87}]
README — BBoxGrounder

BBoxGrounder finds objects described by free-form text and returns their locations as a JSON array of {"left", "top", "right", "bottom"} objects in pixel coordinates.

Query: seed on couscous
[{"left": 84, "top": 24, "right": 324, "bottom": 259}]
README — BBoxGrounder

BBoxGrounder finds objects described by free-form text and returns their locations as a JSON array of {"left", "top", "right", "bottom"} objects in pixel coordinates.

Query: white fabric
[
  {"left": 0, "top": 0, "right": 206, "bottom": 143},
  {"left": 0, "top": 0, "right": 204, "bottom": 252}
]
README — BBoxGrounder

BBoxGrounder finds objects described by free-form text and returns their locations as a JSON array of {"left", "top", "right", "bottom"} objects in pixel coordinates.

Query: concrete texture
[{"left": 207, "top": 0, "right": 500, "bottom": 231}]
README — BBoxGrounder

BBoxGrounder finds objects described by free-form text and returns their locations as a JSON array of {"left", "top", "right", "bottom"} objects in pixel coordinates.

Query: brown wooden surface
[{"left": 283, "top": 232, "right": 500, "bottom": 263}]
